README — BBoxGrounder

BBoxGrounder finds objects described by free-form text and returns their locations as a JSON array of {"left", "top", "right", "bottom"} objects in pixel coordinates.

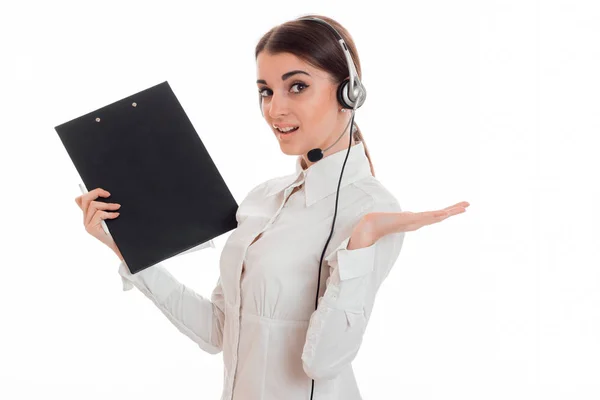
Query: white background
[{"left": 1, "top": 0, "right": 599, "bottom": 399}]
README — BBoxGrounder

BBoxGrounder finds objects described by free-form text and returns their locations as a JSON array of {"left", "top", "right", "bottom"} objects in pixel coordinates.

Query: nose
[{"left": 268, "top": 92, "right": 290, "bottom": 119}]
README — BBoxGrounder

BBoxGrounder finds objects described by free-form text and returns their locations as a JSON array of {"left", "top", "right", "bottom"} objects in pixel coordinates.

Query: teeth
[
  {"left": 275, "top": 126, "right": 298, "bottom": 133},
  {"left": 276, "top": 126, "right": 299, "bottom": 133}
]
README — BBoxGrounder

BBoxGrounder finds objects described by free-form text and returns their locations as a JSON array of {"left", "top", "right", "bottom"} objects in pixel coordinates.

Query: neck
[{"left": 302, "top": 134, "right": 358, "bottom": 170}]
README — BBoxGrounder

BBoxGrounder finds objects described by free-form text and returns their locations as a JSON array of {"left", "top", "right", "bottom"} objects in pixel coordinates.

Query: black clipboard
[{"left": 55, "top": 81, "right": 238, "bottom": 274}]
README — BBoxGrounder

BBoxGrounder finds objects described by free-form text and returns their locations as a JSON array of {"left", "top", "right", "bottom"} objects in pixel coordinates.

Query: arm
[
  {"left": 117, "top": 240, "right": 225, "bottom": 355},
  {"left": 301, "top": 201, "right": 406, "bottom": 380},
  {"left": 115, "top": 180, "right": 269, "bottom": 355}
]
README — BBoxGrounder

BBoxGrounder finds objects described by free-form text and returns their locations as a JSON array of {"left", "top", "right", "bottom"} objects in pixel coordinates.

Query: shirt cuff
[
  {"left": 323, "top": 235, "right": 378, "bottom": 313},
  {"left": 119, "top": 264, "right": 134, "bottom": 291}
]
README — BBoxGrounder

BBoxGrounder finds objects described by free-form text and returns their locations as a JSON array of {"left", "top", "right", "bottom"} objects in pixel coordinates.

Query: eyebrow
[{"left": 256, "top": 70, "right": 311, "bottom": 85}]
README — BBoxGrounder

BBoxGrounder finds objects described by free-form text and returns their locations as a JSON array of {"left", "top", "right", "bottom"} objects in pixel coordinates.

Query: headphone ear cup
[
  {"left": 337, "top": 78, "right": 353, "bottom": 109},
  {"left": 337, "top": 78, "right": 366, "bottom": 110}
]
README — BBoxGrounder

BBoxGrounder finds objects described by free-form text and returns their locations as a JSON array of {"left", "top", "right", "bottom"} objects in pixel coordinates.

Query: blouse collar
[{"left": 265, "top": 141, "right": 372, "bottom": 207}]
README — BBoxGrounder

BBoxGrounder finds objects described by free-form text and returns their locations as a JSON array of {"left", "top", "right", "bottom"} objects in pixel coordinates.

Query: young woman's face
[{"left": 256, "top": 51, "right": 351, "bottom": 166}]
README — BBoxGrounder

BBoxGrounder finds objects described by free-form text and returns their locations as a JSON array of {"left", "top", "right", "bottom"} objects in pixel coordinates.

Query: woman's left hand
[{"left": 350, "top": 201, "right": 470, "bottom": 247}]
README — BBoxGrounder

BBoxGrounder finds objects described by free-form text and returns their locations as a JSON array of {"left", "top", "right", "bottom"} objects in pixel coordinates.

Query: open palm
[{"left": 356, "top": 201, "right": 470, "bottom": 242}]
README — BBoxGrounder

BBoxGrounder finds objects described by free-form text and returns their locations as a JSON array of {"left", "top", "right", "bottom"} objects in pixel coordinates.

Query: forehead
[{"left": 256, "top": 51, "right": 327, "bottom": 81}]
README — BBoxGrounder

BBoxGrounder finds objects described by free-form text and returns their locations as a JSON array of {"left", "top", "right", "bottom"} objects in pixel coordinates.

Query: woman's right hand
[{"left": 75, "top": 187, "right": 122, "bottom": 257}]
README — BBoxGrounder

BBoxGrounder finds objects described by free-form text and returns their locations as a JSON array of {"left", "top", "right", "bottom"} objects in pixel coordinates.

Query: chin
[{"left": 278, "top": 145, "right": 305, "bottom": 156}]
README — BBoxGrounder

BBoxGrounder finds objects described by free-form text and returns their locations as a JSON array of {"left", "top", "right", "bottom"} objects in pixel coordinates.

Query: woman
[{"left": 75, "top": 14, "right": 468, "bottom": 400}]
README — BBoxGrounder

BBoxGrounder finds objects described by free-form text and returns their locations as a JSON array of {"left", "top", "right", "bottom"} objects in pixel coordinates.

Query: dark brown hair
[{"left": 255, "top": 14, "right": 375, "bottom": 177}]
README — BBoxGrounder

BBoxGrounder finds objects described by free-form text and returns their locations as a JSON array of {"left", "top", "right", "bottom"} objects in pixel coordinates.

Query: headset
[{"left": 296, "top": 16, "right": 367, "bottom": 400}]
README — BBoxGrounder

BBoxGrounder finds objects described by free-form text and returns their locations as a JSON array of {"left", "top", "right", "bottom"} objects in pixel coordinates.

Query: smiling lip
[
  {"left": 273, "top": 122, "right": 299, "bottom": 129},
  {"left": 276, "top": 126, "right": 300, "bottom": 137},
  {"left": 274, "top": 126, "right": 300, "bottom": 133},
  {"left": 274, "top": 124, "right": 299, "bottom": 132}
]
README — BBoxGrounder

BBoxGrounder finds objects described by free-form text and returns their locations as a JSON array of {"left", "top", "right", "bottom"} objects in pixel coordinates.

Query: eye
[
  {"left": 257, "top": 82, "right": 310, "bottom": 98},
  {"left": 290, "top": 82, "right": 308, "bottom": 93}
]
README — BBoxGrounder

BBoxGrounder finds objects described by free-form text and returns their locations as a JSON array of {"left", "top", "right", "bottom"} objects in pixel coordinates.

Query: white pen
[{"left": 78, "top": 183, "right": 112, "bottom": 237}]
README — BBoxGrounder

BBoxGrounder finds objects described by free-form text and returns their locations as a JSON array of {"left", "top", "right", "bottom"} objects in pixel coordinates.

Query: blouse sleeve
[
  {"left": 117, "top": 240, "right": 225, "bottom": 355},
  {"left": 301, "top": 201, "right": 406, "bottom": 380}
]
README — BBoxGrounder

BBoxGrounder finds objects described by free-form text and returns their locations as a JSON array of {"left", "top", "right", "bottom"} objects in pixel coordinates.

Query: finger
[
  {"left": 410, "top": 203, "right": 468, "bottom": 231},
  {"left": 434, "top": 202, "right": 469, "bottom": 219},
  {"left": 442, "top": 202, "right": 469, "bottom": 212},
  {"left": 87, "top": 209, "right": 120, "bottom": 233},
  {"left": 419, "top": 203, "right": 462, "bottom": 218},
  {"left": 85, "top": 200, "right": 121, "bottom": 227},
  {"left": 85, "top": 200, "right": 121, "bottom": 226},
  {"left": 432, "top": 207, "right": 466, "bottom": 223},
  {"left": 81, "top": 188, "right": 111, "bottom": 216},
  {"left": 417, "top": 209, "right": 449, "bottom": 220}
]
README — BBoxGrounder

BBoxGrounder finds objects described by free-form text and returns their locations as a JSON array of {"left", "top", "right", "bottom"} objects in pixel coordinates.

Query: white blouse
[{"left": 117, "top": 141, "right": 406, "bottom": 400}]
